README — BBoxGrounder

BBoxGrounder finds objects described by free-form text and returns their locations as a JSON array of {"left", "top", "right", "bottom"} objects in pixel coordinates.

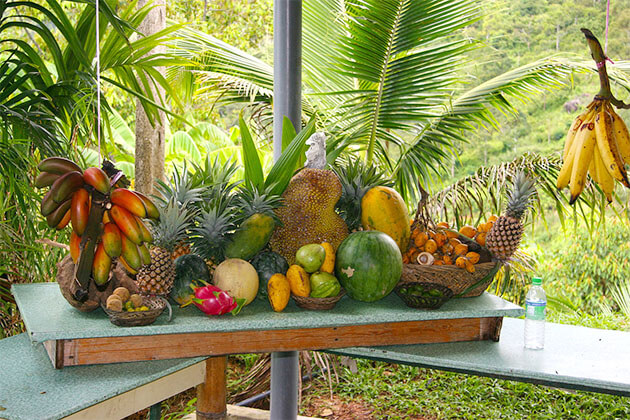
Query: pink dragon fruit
[{"left": 187, "top": 283, "right": 244, "bottom": 316}]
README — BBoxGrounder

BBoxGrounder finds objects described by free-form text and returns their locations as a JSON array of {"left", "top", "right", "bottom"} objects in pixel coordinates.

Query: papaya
[
  {"left": 267, "top": 273, "right": 290, "bottom": 312},
  {"left": 224, "top": 213, "right": 275, "bottom": 260},
  {"left": 360, "top": 186, "right": 410, "bottom": 253}
]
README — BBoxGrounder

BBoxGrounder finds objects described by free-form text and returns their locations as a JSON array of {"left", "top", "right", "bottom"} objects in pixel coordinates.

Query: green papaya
[{"left": 224, "top": 213, "right": 275, "bottom": 260}]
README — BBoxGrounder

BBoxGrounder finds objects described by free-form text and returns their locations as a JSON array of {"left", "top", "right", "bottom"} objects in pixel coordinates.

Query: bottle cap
[{"left": 532, "top": 277, "right": 542, "bottom": 285}]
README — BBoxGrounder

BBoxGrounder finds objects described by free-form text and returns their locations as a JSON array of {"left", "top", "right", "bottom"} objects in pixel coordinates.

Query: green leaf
[
  {"left": 168, "top": 131, "right": 201, "bottom": 162},
  {"left": 265, "top": 117, "right": 317, "bottom": 196},
  {"left": 240, "top": 114, "right": 264, "bottom": 189},
  {"left": 281, "top": 116, "right": 297, "bottom": 151}
]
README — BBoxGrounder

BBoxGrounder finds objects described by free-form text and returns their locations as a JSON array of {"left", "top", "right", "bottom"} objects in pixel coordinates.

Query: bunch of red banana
[{"left": 36, "top": 157, "right": 159, "bottom": 286}]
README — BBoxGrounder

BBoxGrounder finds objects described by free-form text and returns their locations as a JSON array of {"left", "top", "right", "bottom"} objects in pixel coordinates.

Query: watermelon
[
  {"left": 170, "top": 254, "right": 211, "bottom": 305},
  {"left": 335, "top": 231, "right": 402, "bottom": 302},
  {"left": 250, "top": 251, "right": 289, "bottom": 297}
]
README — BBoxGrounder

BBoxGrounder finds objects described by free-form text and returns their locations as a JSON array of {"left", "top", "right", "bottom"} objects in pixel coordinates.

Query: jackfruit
[{"left": 270, "top": 168, "right": 349, "bottom": 264}]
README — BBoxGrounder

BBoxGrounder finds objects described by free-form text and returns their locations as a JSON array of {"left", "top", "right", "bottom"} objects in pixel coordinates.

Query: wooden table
[{"left": 12, "top": 283, "right": 523, "bottom": 419}]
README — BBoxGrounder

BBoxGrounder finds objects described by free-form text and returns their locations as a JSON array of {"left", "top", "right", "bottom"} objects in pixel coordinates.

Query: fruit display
[
  {"left": 212, "top": 258, "right": 259, "bottom": 306},
  {"left": 335, "top": 231, "right": 402, "bottom": 302},
  {"left": 35, "top": 157, "right": 158, "bottom": 301},
  {"left": 269, "top": 167, "right": 349, "bottom": 265},
  {"left": 170, "top": 254, "right": 211, "bottom": 305},
  {"left": 557, "top": 29, "right": 630, "bottom": 203}
]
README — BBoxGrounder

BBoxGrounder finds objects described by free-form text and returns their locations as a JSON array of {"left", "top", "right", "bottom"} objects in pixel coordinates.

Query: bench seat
[
  {"left": 0, "top": 333, "right": 207, "bottom": 420},
  {"left": 327, "top": 317, "right": 630, "bottom": 396}
]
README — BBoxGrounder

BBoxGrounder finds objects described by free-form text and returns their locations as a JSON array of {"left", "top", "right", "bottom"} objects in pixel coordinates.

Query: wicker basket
[
  {"left": 102, "top": 295, "right": 171, "bottom": 327},
  {"left": 395, "top": 282, "right": 453, "bottom": 309},
  {"left": 401, "top": 262, "right": 501, "bottom": 298},
  {"left": 292, "top": 289, "right": 346, "bottom": 310}
]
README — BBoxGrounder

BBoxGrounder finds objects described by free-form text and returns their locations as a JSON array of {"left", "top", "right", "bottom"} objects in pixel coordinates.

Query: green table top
[
  {"left": 0, "top": 333, "right": 206, "bottom": 420},
  {"left": 13, "top": 283, "right": 523, "bottom": 343},
  {"left": 328, "top": 317, "right": 630, "bottom": 396}
]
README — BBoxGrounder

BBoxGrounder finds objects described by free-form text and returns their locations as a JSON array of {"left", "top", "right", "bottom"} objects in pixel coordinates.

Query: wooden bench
[
  {"left": 0, "top": 333, "right": 208, "bottom": 420},
  {"left": 327, "top": 317, "right": 630, "bottom": 397}
]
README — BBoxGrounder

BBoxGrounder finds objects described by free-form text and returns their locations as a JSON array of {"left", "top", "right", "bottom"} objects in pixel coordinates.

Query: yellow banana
[
  {"left": 564, "top": 104, "right": 597, "bottom": 159},
  {"left": 608, "top": 103, "right": 630, "bottom": 163},
  {"left": 593, "top": 146, "right": 615, "bottom": 203},
  {"left": 594, "top": 103, "right": 630, "bottom": 188},
  {"left": 569, "top": 116, "right": 597, "bottom": 203},
  {"left": 557, "top": 117, "right": 588, "bottom": 190}
]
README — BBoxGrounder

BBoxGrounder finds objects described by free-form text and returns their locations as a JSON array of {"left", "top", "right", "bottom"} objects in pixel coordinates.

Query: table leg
[
  {"left": 270, "top": 351, "right": 299, "bottom": 420},
  {"left": 196, "top": 356, "right": 227, "bottom": 420}
]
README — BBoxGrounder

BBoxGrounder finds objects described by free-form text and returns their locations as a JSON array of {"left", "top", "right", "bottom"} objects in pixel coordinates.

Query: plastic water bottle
[{"left": 524, "top": 276, "right": 546, "bottom": 350}]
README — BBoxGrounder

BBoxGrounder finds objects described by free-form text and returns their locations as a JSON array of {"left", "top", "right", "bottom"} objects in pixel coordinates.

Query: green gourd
[{"left": 170, "top": 254, "right": 210, "bottom": 305}]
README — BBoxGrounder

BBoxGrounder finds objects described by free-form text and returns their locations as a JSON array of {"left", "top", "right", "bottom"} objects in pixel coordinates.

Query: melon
[
  {"left": 213, "top": 258, "right": 259, "bottom": 306},
  {"left": 335, "top": 231, "right": 402, "bottom": 302}
]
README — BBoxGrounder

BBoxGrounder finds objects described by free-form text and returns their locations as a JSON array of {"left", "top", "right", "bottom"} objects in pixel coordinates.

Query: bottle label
[{"left": 526, "top": 300, "right": 546, "bottom": 321}]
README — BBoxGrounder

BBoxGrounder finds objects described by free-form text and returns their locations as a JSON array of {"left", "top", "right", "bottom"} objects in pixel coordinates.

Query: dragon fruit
[{"left": 187, "top": 283, "right": 245, "bottom": 316}]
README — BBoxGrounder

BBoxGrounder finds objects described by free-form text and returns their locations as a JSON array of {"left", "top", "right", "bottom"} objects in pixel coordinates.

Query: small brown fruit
[
  {"left": 112, "top": 287, "right": 130, "bottom": 302},
  {"left": 129, "top": 294, "right": 143, "bottom": 308},
  {"left": 106, "top": 295, "right": 123, "bottom": 311}
]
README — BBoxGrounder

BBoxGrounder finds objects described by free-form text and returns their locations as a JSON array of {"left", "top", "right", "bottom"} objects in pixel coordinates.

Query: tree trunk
[{"left": 135, "top": 0, "right": 167, "bottom": 196}]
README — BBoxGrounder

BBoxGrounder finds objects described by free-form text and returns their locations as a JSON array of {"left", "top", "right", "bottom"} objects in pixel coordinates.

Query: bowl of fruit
[{"left": 102, "top": 287, "right": 170, "bottom": 326}]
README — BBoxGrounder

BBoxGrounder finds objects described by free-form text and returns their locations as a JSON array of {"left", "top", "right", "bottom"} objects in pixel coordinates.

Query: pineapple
[
  {"left": 333, "top": 158, "right": 393, "bottom": 231},
  {"left": 191, "top": 198, "right": 238, "bottom": 265},
  {"left": 136, "top": 201, "right": 193, "bottom": 296},
  {"left": 485, "top": 172, "right": 537, "bottom": 262}
]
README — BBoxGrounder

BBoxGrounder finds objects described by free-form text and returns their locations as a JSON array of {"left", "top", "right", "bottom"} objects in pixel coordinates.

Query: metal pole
[{"left": 271, "top": 1, "right": 301, "bottom": 419}]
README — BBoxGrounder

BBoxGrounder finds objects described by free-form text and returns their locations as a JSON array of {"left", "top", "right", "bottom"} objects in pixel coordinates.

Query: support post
[
  {"left": 196, "top": 357, "right": 228, "bottom": 420},
  {"left": 271, "top": 1, "right": 302, "bottom": 419}
]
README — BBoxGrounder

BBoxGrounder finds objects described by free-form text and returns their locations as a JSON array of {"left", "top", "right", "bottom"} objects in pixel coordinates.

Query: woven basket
[
  {"left": 292, "top": 289, "right": 346, "bottom": 310},
  {"left": 102, "top": 295, "right": 170, "bottom": 327},
  {"left": 395, "top": 282, "right": 454, "bottom": 309},
  {"left": 401, "top": 262, "right": 501, "bottom": 297}
]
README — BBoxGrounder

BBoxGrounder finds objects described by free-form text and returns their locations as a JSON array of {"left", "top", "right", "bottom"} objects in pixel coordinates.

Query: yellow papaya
[
  {"left": 286, "top": 265, "right": 311, "bottom": 297},
  {"left": 360, "top": 186, "right": 410, "bottom": 253},
  {"left": 267, "top": 273, "right": 290, "bottom": 312},
  {"left": 320, "top": 242, "right": 335, "bottom": 274}
]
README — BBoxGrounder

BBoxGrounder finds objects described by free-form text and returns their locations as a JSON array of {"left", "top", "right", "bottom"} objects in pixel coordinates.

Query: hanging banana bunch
[{"left": 557, "top": 29, "right": 630, "bottom": 204}]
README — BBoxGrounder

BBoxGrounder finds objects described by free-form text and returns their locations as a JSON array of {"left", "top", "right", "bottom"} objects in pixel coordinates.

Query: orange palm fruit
[
  {"left": 476, "top": 232, "right": 487, "bottom": 247},
  {"left": 464, "top": 259, "right": 475, "bottom": 273},
  {"left": 466, "top": 252, "right": 481, "bottom": 264},
  {"left": 454, "top": 243, "right": 468, "bottom": 256},
  {"left": 455, "top": 256, "right": 468, "bottom": 269},
  {"left": 70, "top": 231, "right": 81, "bottom": 264},
  {"left": 410, "top": 228, "right": 419, "bottom": 239},
  {"left": 443, "top": 255, "right": 453, "bottom": 265},
  {"left": 425, "top": 239, "right": 438, "bottom": 253},
  {"left": 488, "top": 214, "right": 499, "bottom": 223},
  {"left": 459, "top": 225, "right": 477, "bottom": 238},
  {"left": 111, "top": 188, "right": 147, "bottom": 218},
  {"left": 441, "top": 243, "right": 454, "bottom": 255},
  {"left": 402, "top": 254, "right": 410, "bottom": 264},
  {"left": 434, "top": 231, "right": 447, "bottom": 247},
  {"left": 433, "top": 260, "right": 444, "bottom": 266},
  {"left": 437, "top": 221, "right": 450, "bottom": 229},
  {"left": 414, "top": 231, "right": 428, "bottom": 248},
  {"left": 445, "top": 229, "right": 459, "bottom": 239},
  {"left": 448, "top": 237, "right": 462, "bottom": 247}
]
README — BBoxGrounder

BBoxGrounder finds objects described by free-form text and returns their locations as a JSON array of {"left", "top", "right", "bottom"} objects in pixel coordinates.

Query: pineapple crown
[
  {"left": 234, "top": 184, "right": 283, "bottom": 223},
  {"left": 191, "top": 155, "right": 240, "bottom": 199},
  {"left": 154, "top": 161, "right": 205, "bottom": 210},
  {"left": 332, "top": 157, "right": 393, "bottom": 230},
  {"left": 190, "top": 197, "right": 239, "bottom": 264},
  {"left": 149, "top": 199, "right": 194, "bottom": 252},
  {"left": 505, "top": 172, "right": 537, "bottom": 221}
]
